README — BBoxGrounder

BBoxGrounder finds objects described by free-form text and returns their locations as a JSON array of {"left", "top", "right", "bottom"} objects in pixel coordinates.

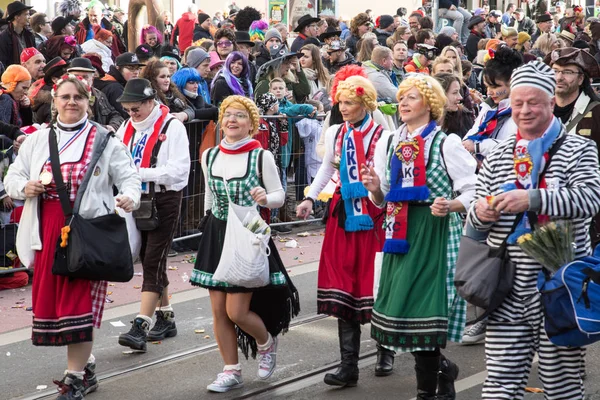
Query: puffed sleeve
[
  {"left": 5, "top": 129, "right": 39, "bottom": 200},
  {"left": 306, "top": 124, "right": 340, "bottom": 199},
  {"left": 442, "top": 133, "right": 478, "bottom": 211},
  {"left": 261, "top": 150, "right": 285, "bottom": 209}
]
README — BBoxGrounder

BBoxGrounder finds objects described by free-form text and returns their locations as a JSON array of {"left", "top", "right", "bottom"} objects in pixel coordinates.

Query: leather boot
[
  {"left": 437, "top": 354, "right": 459, "bottom": 400},
  {"left": 414, "top": 353, "right": 440, "bottom": 400},
  {"left": 374, "top": 343, "right": 395, "bottom": 376},
  {"left": 324, "top": 319, "right": 360, "bottom": 387}
]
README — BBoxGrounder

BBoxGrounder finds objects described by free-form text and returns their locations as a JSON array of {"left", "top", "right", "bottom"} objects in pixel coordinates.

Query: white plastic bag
[
  {"left": 213, "top": 180, "right": 270, "bottom": 288},
  {"left": 373, "top": 252, "right": 383, "bottom": 302},
  {"left": 116, "top": 206, "right": 141, "bottom": 261}
]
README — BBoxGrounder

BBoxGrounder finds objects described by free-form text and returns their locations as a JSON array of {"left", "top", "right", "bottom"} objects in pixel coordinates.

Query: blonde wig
[
  {"left": 396, "top": 74, "right": 447, "bottom": 124},
  {"left": 440, "top": 46, "right": 464, "bottom": 81},
  {"left": 334, "top": 76, "right": 378, "bottom": 112},
  {"left": 218, "top": 95, "right": 260, "bottom": 135}
]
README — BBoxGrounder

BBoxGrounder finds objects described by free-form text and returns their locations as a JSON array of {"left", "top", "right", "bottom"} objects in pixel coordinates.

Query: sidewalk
[{"left": 0, "top": 227, "right": 325, "bottom": 334}]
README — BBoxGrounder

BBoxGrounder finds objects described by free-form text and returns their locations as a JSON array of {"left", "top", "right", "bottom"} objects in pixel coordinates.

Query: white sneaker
[
  {"left": 206, "top": 371, "right": 244, "bottom": 393},
  {"left": 257, "top": 336, "right": 278, "bottom": 379},
  {"left": 461, "top": 319, "right": 487, "bottom": 345}
]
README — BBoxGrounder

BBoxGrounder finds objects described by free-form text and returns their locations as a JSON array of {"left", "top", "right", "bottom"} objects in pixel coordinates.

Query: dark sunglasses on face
[{"left": 123, "top": 106, "right": 141, "bottom": 114}]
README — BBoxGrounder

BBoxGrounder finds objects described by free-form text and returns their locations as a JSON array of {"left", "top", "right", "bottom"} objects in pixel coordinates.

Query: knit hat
[
  {"left": 83, "top": 53, "right": 105, "bottom": 77},
  {"left": 473, "top": 8, "right": 486, "bottom": 16},
  {"left": 256, "top": 92, "right": 278, "bottom": 114},
  {"left": 439, "top": 26, "right": 457, "bottom": 37},
  {"left": 186, "top": 48, "right": 210, "bottom": 69},
  {"left": 197, "top": 13, "right": 210, "bottom": 25},
  {"left": 21, "top": 47, "right": 42, "bottom": 64},
  {"left": 264, "top": 28, "right": 282, "bottom": 43},
  {"left": 517, "top": 31, "right": 531, "bottom": 46},
  {"left": 511, "top": 61, "right": 556, "bottom": 97},
  {"left": 378, "top": 15, "right": 394, "bottom": 29},
  {"left": 1, "top": 65, "right": 32, "bottom": 93},
  {"left": 486, "top": 38, "right": 502, "bottom": 51}
]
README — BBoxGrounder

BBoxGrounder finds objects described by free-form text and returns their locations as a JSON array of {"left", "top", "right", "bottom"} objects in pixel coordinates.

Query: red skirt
[
  {"left": 317, "top": 191, "right": 385, "bottom": 324},
  {"left": 31, "top": 200, "right": 107, "bottom": 346}
]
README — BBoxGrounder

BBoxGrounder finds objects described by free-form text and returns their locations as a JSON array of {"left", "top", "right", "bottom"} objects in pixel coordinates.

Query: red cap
[{"left": 20, "top": 47, "right": 42, "bottom": 64}]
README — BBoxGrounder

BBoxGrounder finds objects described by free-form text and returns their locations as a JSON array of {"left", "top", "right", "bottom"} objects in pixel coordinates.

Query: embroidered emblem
[
  {"left": 93, "top": 166, "right": 101, "bottom": 176},
  {"left": 386, "top": 201, "right": 403, "bottom": 216},
  {"left": 514, "top": 155, "right": 533, "bottom": 179},
  {"left": 396, "top": 140, "right": 419, "bottom": 165}
]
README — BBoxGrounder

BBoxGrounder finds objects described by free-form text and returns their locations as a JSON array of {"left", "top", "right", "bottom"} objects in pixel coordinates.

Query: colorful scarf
[
  {"left": 467, "top": 104, "right": 512, "bottom": 142},
  {"left": 383, "top": 120, "right": 437, "bottom": 254},
  {"left": 122, "top": 104, "right": 169, "bottom": 168},
  {"left": 338, "top": 116, "right": 375, "bottom": 232},
  {"left": 219, "top": 137, "right": 262, "bottom": 154},
  {"left": 506, "top": 117, "right": 562, "bottom": 244}
]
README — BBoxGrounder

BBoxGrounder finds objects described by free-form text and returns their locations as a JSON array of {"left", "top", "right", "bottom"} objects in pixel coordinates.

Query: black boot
[
  {"left": 324, "top": 319, "right": 360, "bottom": 387},
  {"left": 414, "top": 352, "right": 440, "bottom": 400},
  {"left": 118, "top": 317, "right": 149, "bottom": 351},
  {"left": 147, "top": 310, "right": 177, "bottom": 341},
  {"left": 375, "top": 343, "right": 395, "bottom": 376},
  {"left": 437, "top": 354, "right": 459, "bottom": 400}
]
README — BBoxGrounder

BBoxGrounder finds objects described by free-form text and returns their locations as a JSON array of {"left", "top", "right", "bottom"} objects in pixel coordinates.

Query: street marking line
[{"left": 0, "top": 261, "right": 319, "bottom": 347}]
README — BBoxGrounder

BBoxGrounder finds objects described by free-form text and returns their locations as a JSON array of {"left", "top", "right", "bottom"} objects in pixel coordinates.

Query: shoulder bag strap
[
  {"left": 72, "top": 129, "right": 113, "bottom": 214},
  {"left": 257, "top": 149, "right": 265, "bottom": 189},
  {"left": 48, "top": 128, "right": 73, "bottom": 217},
  {"left": 565, "top": 101, "right": 600, "bottom": 133}
]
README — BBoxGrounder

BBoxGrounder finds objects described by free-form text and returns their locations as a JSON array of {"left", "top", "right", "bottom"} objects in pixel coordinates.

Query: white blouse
[{"left": 373, "top": 123, "right": 477, "bottom": 211}]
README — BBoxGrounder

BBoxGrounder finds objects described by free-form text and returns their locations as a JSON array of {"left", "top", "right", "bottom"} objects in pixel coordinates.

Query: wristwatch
[{"left": 302, "top": 196, "right": 315, "bottom": 204}]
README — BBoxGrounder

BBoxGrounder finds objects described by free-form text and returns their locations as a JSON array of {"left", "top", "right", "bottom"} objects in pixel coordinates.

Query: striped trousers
[{"left": 482, "top": 294, "right": 584, "bottom": 400}]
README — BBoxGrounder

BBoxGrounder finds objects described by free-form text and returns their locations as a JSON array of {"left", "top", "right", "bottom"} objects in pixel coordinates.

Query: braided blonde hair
[
  {"left": 218, "top": 95, "right": 261, "bottom": 135},
  {"left": 396, "top": 74, "right": 447, "bottom": 124},
  {"left": 335, "top": 76, "right": 378, "bottom": 112}
]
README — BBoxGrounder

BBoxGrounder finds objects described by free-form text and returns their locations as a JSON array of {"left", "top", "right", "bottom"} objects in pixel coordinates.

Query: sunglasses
[
  {"left": 217, "top": 40, "right": 233, "bottom": 48},
  {"left": 122, "top": 106, "right": 141, "bottom": 114}
]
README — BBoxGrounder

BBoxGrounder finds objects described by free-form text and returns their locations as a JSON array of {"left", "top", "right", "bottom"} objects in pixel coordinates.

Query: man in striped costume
[{"left": 469, "top": 61, "right": 600, "bottom": 399}]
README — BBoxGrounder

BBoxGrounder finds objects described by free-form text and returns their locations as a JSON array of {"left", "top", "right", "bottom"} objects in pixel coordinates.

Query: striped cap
[{"left": 510, "top": 61, "right": 556, "bottom": 97}]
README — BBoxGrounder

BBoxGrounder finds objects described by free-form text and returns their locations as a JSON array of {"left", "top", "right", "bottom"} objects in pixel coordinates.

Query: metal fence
[{"left": 172, "top": 116, "right": 326, "bottom": 247}]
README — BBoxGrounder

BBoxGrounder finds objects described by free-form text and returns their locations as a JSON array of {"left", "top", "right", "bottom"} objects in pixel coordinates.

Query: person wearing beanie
[
  {"left": 484, "top": 10, "right": 502, "bottom": 39},
  {"left": 0, "top": 1, "right": 36, "bottom": 68},
  {"left": 20, "top": 48, "right": 46, "bottom": 81},
  {"left": 193, "top": 12, "right": 213, "bottom": 41},
  {"left": 80, "top": 28, "right": 115, "bottom": 73},
  {"left": 469, "top": 59, "right": 597, "bottom": 400},
  {"left": 438, "top": 0, "right": 472, "bottom": 45},
  {"left": 375, "top": 15, "right": 396, "bottom": 46},
  {"left": 0, "top": 65, "right": 32, "bottom": 127},
  {"left": 439, "top": 26, "right": 459, "bottom": 41},
  {"left": 185, "top": 48, "right": 213, "bottom": 104},
  {"left": 515, "top": 31, "right": 533, "bottom": 60},
  {"left": 255, "top": 28, "right": 283, "bottom": 68}
]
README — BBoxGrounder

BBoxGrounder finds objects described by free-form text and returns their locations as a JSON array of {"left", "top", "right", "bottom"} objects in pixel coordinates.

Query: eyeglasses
[
  {"left": 223, "top": 112, "right": 249, "bottom": 120},
  {"left": 123, "top": 66, "right": 142, "bottom": 72},
  {"left": 56, "top": 94, "right": 87, "bottom": 102},
  {"left": 217, "top": 40, "right": 233, "bottom": 48},
  {"left": 552, "top": 69, "right": 582, "bottom": 76},
  {"left": 122, "top": 106, "right": 141, "bottom": 114}
]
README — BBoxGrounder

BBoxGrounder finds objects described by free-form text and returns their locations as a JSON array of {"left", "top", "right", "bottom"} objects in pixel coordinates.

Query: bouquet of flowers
[
  {"left": 243, "top": 213, "right": 271, "bottom": 237},
  {"left": 517, "top": 220, "right": 575, "bottom": 274}
]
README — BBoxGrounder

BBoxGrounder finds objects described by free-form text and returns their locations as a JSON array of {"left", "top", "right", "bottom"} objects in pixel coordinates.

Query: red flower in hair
[
  {"left": 356, "top": 87, "right": 365, "bottom": 96},
  {"left": 488, "top": 48, "right": 496, "bottom": 59}
]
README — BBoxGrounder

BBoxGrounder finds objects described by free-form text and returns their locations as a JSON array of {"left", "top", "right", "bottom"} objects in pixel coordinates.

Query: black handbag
[
  {"left": 50, "top": 128, "right": 134, "bottom": 282},
  {"left": 130, "top": 119, "right": 174, "bottom": 231}
]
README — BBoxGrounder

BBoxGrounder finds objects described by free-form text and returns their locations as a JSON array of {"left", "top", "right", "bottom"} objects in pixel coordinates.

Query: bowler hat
[
  {"left": 235, "top": 31, "right": 255, "bottom": 46},
  {"left": 536, "top": 13, "right": 552, "bottom": 23},
  {"left": 67, "top": 57, "right": 96, "bottom": 73},
  {"left": 6, "top": 1, "right": 33, "bottom": 21},
  {"left": 294, "top": 14, "right": 320, "bottom": 33},
  {"left": 116, "top": 78, "right": 157, "bottom": 103}
]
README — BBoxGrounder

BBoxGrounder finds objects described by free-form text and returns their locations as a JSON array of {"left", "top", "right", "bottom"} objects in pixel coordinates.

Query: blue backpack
[{"left": 538, "top": 250, "right": 600, "bottom": 347}]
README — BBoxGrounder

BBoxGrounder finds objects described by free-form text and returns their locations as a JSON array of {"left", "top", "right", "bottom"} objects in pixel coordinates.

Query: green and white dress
[
  {"left": 191, "top": 144, "right": 300, "bottom": 359},
  {"left": 370, "top": 124, "right": 477, "bottom": 352}
]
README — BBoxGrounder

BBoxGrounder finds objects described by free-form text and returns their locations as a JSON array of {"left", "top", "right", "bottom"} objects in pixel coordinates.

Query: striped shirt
[{"left": 468, "top": 126, "right": 600, "bottom": 309}]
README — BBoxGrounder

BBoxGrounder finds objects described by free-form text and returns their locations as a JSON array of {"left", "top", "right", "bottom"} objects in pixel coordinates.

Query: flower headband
[{"left": 51, "top": 74, "right": 90, "bottom": 97}]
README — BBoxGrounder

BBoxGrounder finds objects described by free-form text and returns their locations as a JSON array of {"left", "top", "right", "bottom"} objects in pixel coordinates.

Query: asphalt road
[{"left": 2, "top": 262, "right": 599, "bottom": 400}]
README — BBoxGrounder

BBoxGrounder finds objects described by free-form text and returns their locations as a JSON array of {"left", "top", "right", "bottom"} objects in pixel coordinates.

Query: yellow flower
[{"left": 517, "top": 233, "right": 533, "bottom": 244}]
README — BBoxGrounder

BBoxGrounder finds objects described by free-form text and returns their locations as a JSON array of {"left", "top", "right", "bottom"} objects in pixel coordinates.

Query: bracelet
[{"left": 303, "top": 197, "right": 315, "bottom": 204}]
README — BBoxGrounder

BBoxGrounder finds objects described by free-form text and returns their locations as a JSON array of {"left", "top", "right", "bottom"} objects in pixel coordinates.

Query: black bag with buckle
[
  {"left": 50, "top": 127, "right": 134, "bottom": 282},
  {"left": 131, "top": 119, "right": 174, "bottom": 231}
]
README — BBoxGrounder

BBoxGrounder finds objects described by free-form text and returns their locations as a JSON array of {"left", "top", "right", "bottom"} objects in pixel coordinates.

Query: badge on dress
[{"left": 39, "top": 170, "right": 52, "bottom": 185}]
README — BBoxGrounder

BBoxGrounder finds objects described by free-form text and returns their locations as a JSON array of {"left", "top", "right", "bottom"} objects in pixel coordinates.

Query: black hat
[
  {"left": 468, "top": 15, "right": 486, "bottom": 29},
  {"left": 117, "top": 78, "right": 157, "bottom": 103},
  {"left": 378, "top": 15, "right": 394, "bottom": 29},
  {"left": 319, "top": 26, "right": 342, "bottom": 41},
  {"left": 536, "top": 13, "right": 552, "bottom": 23},
  {"left": 134, "top": 45, "right": 154, "bottom": 62},
  {"left": 235, "top": 31, "right": 255, "bottom": 47},
  {"left": 269, "top": 44, "right": 299, "bottom": 60},
  {"left": 67, "top": 57, "right": 96, "bottom": 73},
  {"left": 51, "top": 16, "right": 74, "bottom": 35},
  {"left": 117, "top": 51, "right": 146, "bottom": 67},
  {"left": 160, "top": 45, "right": 181, "bottom": 61},
  {"left": 294, "top": 14, "right": 320, "bottom": 33},
  {"left": 6, "top": 1, "right": 33, "bottom": 21},
  {"left": 43, "top": 56, "right": 68, "bottom": 85},
  {"left": 197, "top": 12, "right": 210, "bottom": 25}
]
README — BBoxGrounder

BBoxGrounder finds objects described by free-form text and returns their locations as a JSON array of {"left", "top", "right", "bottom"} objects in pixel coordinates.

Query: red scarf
[
  {"left": 122, "top": 104, "right": 169, "bottom": 168},
  {"left": 219, "top": 139, "right": 262, "bottom": 154}
]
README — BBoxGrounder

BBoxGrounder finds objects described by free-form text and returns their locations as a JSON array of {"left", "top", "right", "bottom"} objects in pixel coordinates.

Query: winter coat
[
  {"left": 346, "top": 35, "right": 361, "bottom": 57},
  {"left": 171, "top": 12, "right": 197, "bottom": 53},
  {"left": 91, "top": 88, "right": 124, "bottom": 131},
  {"left": 75, "top": 17, "right": 125, "bottom": 57},
  {"left": 95, "top": 67, "right": 127, "bottom": 118},
  {"left": 362, "top": 61, "right": 398, "bottom": 101},
  {"left": 291, "top": 34, "right": 307, "bottom": 53},
  {"left": 375, "top": 29, "right": 392, "bottom": 46},
  {"left": 466, "top": 31, "right": 486, "bottom": 61},
  {"left": 0, "top": 93, "right": 31, "bottom": 127},
  {"left": 254, "top": 70, "right": 311, "bottom": 104},
  {"left": 31, "top": 85, "right": 52, "bottom": 124},
  {"left": 80, "top": 39, "right": 114, "bottom": 73},
  {"left": 183, "top": 94, "right": 218, "bottom": 121},
  {"left": 323, "top": 52, "right": 360, "bottom": 75},
  {"left": 0, "top": 24, "right": 35, "bottom": 67},
  {"left": 255, "top": 44, "right": 272, "bottom": 67},
  {"left": 210, "top": 75, "right": 253, "bottom": 107},
  {"left": 193, "top": 26, "right": 213, "bottom": 42}
]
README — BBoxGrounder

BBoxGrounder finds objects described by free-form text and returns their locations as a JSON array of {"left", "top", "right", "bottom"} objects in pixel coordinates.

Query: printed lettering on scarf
[{"left": 397, "top": 138, "right": 422, "bottom": 186}]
